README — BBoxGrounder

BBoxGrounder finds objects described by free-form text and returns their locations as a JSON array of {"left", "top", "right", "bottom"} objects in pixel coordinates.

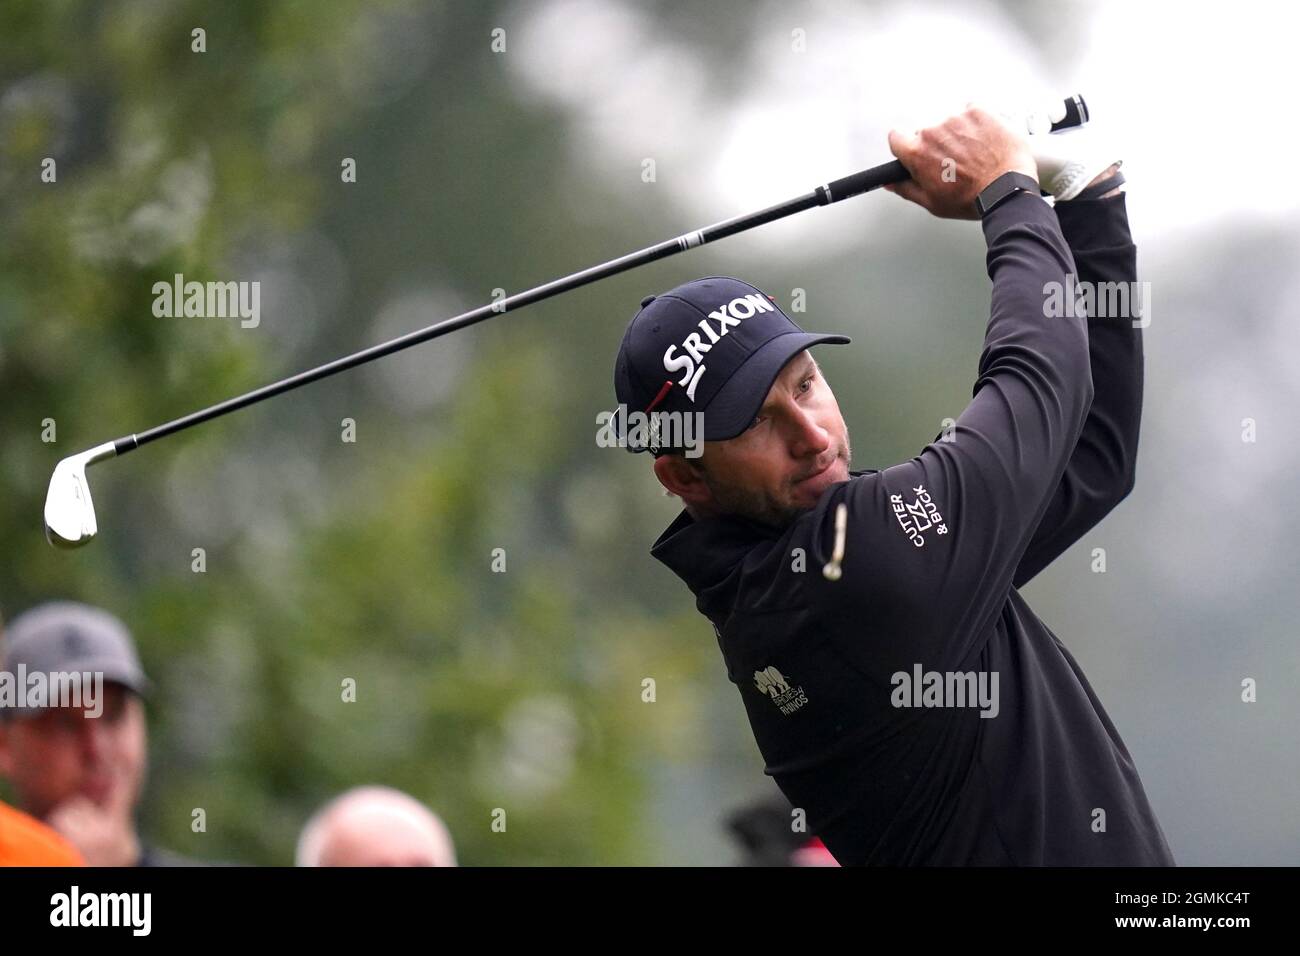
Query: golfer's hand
[{"left": 885, "top": 107, "right": 1038, "bottom": 220}]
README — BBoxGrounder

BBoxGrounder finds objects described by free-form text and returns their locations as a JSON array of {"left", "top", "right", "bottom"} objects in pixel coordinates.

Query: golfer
[{"left": 613, "top": 107, "right": 1174, "bottom": 865}]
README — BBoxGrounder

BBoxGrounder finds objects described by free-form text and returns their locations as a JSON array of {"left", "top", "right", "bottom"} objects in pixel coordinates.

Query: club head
[{"left": 44, "top": 442, "right": 118, "bottom": 548}]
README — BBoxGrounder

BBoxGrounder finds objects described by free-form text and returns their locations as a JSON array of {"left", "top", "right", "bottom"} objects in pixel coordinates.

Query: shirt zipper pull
[{"left": 822, "top": 502, "right": 848, "bottom": 581}]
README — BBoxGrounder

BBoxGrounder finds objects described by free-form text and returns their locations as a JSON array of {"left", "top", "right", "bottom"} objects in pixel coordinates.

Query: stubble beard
[{"left": 696, "top": 428, "right": 853, "bottom": 530}]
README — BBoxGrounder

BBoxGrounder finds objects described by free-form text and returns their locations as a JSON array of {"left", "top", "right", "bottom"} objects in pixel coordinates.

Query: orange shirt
[{"left": 0, "top": 800, "right": 84, "bottom": 867}]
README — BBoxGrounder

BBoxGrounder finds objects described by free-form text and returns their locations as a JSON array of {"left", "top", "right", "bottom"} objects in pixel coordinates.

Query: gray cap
[{"left": 1, "top": 602, "right": 151, "bottom": 716}]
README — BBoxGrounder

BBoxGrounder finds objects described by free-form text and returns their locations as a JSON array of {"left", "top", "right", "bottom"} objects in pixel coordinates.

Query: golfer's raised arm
[
  {"left": 808, "top": 109, "right": 1093, "bottom": 673},
  {"left": 1013, "top": 182, "right": 1144, "bottom": 587}
]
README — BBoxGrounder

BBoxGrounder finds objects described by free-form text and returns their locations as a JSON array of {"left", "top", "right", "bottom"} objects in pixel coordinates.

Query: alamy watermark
[
  {"left": 891, "top": 664, "right": 999, "bottom": 718},
  {"left": 596, "top": 405, "right": 705, "bottom": 458},
  {"left": 50, "top": 886, "right": 151, "bottom": 936},
  {"left": 152, "top": 273, "right": 260, "bottom": 328},
  {"left": 0, "top": 666, "right": 103, "bottom": 718},
  {"left": 1043, "top": 274, "right": 1150, "bottom": 328}
]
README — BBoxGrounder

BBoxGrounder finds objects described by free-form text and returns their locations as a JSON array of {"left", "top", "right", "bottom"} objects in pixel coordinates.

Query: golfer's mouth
[{"left": 795, "top": 455, "right": 839, "bottom": 488}]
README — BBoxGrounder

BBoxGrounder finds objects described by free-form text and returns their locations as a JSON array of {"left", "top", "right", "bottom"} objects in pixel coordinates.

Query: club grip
[
  {"left": 818, "top": 94, "right": 1089, "bottom": 205},
  {"left": 821, "top": 160, "right": 909, "bottom": 202}
]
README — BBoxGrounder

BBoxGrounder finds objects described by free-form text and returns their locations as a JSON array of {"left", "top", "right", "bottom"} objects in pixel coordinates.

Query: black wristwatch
[{"left": 974, "top": 171, "right": 1041, "bottom": 218}]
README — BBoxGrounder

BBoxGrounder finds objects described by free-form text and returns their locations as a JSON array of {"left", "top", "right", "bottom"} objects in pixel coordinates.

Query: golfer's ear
[{"left": 653, "top": 454, "right": 712, "bottom": 506}]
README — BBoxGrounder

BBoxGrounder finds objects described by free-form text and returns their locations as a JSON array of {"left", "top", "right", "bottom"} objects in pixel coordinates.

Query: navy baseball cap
[{"left": 612, "top": 277, "right": 850, "bottom": 454}]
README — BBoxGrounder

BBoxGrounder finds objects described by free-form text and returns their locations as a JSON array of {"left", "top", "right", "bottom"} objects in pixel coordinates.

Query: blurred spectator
[
  {"left": 296, "top": 785, "right": 457, "bottom": 866},
  {"left": 0, "top": 800, "right": 84, "bottom": 867},
  {"left": 726, "top": 793, "right": 840, "bottom": 866},
  {"left": 0, "top": 601, "right": 195, "bottom": 866}
]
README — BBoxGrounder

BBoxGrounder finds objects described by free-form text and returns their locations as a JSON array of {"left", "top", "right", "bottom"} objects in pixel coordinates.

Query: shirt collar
[{"left": 650, "top": 507, "right": 783, "bottom": 609}]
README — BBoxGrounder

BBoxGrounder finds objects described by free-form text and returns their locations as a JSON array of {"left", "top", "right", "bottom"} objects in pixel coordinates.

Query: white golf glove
[{"left": 998, "top": 101, "right": 1122, "bottom": 201}]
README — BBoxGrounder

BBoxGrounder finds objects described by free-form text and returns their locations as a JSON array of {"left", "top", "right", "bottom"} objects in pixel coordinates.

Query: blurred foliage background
[{"left": 2, "top": 0, "right": 1296, "bottom": 864}]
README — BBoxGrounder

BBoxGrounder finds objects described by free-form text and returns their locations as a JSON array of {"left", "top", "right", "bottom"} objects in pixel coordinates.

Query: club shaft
[{"left": 113, "top": 166, "right": 896, "bottom": 455}]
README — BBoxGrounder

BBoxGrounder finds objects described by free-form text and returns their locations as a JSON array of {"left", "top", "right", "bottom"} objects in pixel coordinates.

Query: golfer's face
[{"left": 698, "top": 351, "right": 851, "bottom": 526}]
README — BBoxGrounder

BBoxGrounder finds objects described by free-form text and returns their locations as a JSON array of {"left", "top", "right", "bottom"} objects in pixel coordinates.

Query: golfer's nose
[{"left": 786, "top": 405, "right": 831, "bottom": 458}]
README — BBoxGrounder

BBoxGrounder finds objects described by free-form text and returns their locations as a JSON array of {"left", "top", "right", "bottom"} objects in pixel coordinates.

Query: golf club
[{"left": 43, "top": 95, "right": 1089, "bottom": 548}]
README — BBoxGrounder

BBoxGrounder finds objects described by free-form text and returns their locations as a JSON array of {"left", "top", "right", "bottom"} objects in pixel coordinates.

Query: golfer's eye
[{"left": 799, "top": 375, "right": 814, "bottom": 393}]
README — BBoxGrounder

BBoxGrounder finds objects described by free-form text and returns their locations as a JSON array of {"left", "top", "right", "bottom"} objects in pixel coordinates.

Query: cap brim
[{"left": 702, "top": 331, "right": 851, "bottom": 441}]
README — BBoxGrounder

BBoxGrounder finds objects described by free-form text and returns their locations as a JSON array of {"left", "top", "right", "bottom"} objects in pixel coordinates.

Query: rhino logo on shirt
[{"left": 753, "top": 666, "right": 809, "bottom": 716}]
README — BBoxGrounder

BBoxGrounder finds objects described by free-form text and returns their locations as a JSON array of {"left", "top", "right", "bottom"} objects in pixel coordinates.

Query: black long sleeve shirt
[{"left": 651, "top": 190, "right": 1175, "bottom": 865}]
